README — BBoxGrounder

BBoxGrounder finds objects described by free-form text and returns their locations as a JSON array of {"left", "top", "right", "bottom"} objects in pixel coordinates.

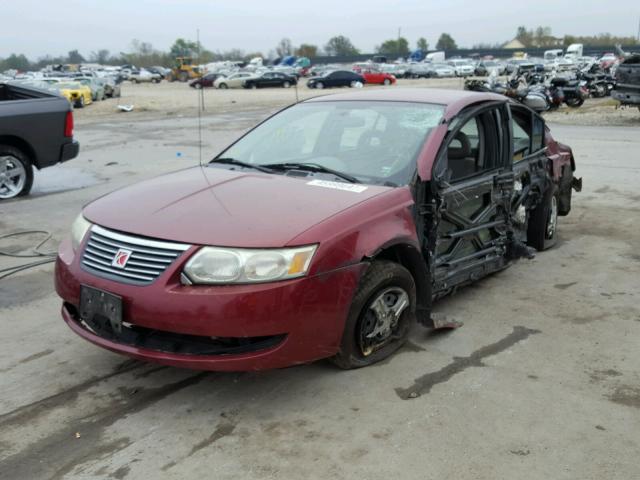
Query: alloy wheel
[{"left": 0, "top": 156, "right": 27, "bottom": 199}]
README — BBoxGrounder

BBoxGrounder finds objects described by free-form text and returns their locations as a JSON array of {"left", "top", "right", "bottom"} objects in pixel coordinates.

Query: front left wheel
[{"left": 331, "top": 261, "right": 416, "bottom": 369}]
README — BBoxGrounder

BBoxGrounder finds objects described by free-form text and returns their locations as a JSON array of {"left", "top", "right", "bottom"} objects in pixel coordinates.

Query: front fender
[{"left": 288, "top": 186, "right": 420, "bottom": 275}]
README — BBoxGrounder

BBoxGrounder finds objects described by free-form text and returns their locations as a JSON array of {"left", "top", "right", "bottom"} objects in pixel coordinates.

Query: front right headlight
[
  {"left": 183, "top": 245, "right": 317, "bottom": 284},
  {"left": 70, "top": 214, "right": 92, "bottom": 252}
]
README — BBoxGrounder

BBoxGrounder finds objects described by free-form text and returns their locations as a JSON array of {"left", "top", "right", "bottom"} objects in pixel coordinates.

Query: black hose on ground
[{"left": 0, "top": 231, "right": 57, "bottom": 280}]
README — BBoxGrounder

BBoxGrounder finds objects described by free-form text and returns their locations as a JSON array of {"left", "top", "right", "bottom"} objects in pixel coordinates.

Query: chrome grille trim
[{"left": 81, "top": 225, "right": 191, "bottom": 285}]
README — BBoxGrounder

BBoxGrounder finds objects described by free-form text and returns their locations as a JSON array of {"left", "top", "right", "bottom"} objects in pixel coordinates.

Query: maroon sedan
[{"left": 55, "top": 89, "right": 580, "bottom": 371}]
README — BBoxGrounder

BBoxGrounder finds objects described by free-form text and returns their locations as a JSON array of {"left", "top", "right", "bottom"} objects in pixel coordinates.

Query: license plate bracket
[{"left": 80, "top": 285, "right": 123, "bottom": 334}]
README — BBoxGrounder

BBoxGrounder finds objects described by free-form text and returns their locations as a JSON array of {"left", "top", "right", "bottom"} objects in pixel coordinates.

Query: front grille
[{"left": 81, "top": 225, "right": 190, "bottom": 285}]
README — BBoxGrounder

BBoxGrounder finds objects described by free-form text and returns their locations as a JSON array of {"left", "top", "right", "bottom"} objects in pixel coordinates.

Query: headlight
[
  {"left": 70, "top": 214, "right": 92, "bottom": 251},
  {"left": 183, "top": 245, "right": 317, "bottom": 284}
]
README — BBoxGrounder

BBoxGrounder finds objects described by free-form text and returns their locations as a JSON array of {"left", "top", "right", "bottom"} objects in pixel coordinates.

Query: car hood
[{"left": 83, "top": 166, "right": 391, "bottom": 248}]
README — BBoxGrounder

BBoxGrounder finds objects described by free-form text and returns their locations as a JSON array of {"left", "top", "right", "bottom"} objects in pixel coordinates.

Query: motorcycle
[{"left": 465, "top": 71, "right": 552, "bottom": 113}]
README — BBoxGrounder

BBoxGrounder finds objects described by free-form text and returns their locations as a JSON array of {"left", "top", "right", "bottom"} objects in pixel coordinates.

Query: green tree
[
  {"left": 324, "top": 35, "right": 360, "bottom": 56},
  {"left": 417, "top": 37, "right": 429, "bottom": 51},
  {"left": 67, "top": 49, "right": 85, "bottom": 64},
  {"left": 169, "top": 38, "right": 199, "bottom": 58},
  {"left": 295, "top": 43, "right": 318, "bottom": 58},
  {"left": 0, "top": 53, "right": 31, "bottom": 71},
  {"left": 376, "top": 37, "right": 410, "bottom": 57},
  {"left": 435, "top": 33, "right": 457, "bottom": 50}
]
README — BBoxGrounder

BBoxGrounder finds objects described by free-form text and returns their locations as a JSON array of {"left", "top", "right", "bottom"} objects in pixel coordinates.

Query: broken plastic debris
[
  {"left": 75, "top": 432, "right": 81, "bottom": 438},
  {"left": 117, "top": 104, "right": 134, "bottom": 112}
]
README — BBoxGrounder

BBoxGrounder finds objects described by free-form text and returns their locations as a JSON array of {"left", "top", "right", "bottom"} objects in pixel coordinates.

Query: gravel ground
[
  {"left": 74, "top": 78, "right": 640, "bottom": 127},
  {"left": 0, "top": 89, "right": 639, "bottom": 479}
]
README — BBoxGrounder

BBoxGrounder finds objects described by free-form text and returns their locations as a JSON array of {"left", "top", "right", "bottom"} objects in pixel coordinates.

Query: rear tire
[
  {"left": 527, "top": 183, "right": 559, "bottom": 251},
  {"left": 330, "top": 261, "right": 416, "bottom": 369},
  {"left": 219, "top": 83, "right": 228, "bottom": 89},
  {"left": 0, "top": 145, "right": 34, "bottom": 200},
  {"left": 315, "top": 82, "right": 324, "bottom": 89},
  {"left": 283, "top": 81, "right": 291, "bottom": 88},
  {"left": 566, "top": 97, "right": 584, "bottom": 108}
]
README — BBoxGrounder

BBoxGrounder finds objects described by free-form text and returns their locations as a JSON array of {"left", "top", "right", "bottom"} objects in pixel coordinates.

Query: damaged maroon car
[{"left": 55, "top": 89, "right": 581, "bottom": 371}]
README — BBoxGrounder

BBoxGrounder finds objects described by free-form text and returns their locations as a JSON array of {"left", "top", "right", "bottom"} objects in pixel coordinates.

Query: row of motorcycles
[{"left": 464, "top": 65, "right": 616, "bottom": 113}]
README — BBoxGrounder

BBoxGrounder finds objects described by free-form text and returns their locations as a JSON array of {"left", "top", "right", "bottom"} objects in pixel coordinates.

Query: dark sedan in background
[
  {"left": 307, "top": 70, "right": 365, "bottom": 89},
  {"left": 189, "top": 72, "right": 224, "bottom": 89},
  {"left": 243, "top": 72, "right": 297, "bottom": 89}
]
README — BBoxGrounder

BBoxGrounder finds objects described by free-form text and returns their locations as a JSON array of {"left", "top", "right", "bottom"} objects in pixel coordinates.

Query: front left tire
[{"left": 331, "top": 260, "right": 416, "bottom": 369}]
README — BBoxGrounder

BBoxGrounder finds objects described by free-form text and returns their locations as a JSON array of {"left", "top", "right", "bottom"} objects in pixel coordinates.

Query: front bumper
[{"left": 55, "top": 238, "right": 365, "bottom": 371}]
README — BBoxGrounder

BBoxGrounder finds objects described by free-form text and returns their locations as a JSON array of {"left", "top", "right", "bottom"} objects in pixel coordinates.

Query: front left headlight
[
  {"left": 183, "top": 245, "right": 317, "bottom": 284},
  {"left": 70, "top": 214, "right": 92, "bottom": 252}
]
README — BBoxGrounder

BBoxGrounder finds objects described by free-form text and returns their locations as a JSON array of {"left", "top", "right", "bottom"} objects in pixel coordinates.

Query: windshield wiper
[
  {"left": 263, "top": 162, "right": 359, "bottom": 184},
  {"left": 209, "top": 157, "right": 274, "bottom": 174}
]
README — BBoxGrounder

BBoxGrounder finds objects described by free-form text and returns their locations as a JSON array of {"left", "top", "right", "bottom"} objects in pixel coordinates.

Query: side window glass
[
  {"left": 511, "top": 110, "right": 532, "bottom": 162},
  {"left": 532, "top": 116, "right": 545, "bottom": 152}
]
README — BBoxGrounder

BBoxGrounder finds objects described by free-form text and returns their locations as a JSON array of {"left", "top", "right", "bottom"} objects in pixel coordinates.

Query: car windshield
[{"left": 213, "top": 101, "right": 444, "bottom": 186}]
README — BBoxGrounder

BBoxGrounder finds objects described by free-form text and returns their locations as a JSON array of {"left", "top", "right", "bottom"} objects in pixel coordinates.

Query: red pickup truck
[{"left": 55, "top": 89, "right": 580, "bottom": 371}]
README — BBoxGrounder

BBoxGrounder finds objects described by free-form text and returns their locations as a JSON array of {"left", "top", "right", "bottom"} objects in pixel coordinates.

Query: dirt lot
[
  {"left": 0, "top": 83, "right": 639, "bottom": 479},
  {"left": 75, "top": 78, "right": 640, "bottom": 127}
]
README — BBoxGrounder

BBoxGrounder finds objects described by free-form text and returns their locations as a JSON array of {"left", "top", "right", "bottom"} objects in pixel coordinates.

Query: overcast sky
[{"left": 2, "top": 0, "right": 639, "bottom": 59}]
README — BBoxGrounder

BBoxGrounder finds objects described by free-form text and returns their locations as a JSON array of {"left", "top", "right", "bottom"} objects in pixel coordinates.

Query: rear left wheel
[
  {"left": 331, "top": 261, "right": 416, "bottom": 369},
  {"left": 527, "top": 183, "right": 559, "bottom": 251},
  {"left": 0, "top": 145, "right": 33, "bottom": 200}
]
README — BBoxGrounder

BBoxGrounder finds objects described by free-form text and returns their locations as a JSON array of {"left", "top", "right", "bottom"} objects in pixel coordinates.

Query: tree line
[
  {"left": 2, "top": 28, "right": 637, "bottom": 71},
  {"left": 0, "top": 34, "right": 459, "bottom": 71},
  {"left": 513, "top": 26, "right": 638, "bottom": 48}
]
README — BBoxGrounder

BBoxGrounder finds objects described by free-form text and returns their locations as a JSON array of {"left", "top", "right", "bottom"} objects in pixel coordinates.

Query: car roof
[{"left": 303, "top": 88, "right": 504, "bottom": 119}]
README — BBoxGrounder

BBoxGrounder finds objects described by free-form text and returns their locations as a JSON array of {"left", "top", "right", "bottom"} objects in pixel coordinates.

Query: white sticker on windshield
[{"left": 307, "top": 179, "right": 368, "bottom": 193}]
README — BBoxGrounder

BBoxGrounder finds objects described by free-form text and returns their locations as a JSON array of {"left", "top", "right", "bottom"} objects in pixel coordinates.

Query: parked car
[
  {"left": 405, "top": 63, "right": 432, "bottom": 79},
  {"left": 475, "top": 60, "right": 504, "bottom": 76},
  {"left": 447, "top": 59, "right": 475, "bottom": 77},
  {"left": 189, "top": 72, "right": 224, "bottom": 89},
  {"left": 76, "top": 77, "right": 106, "bottom": 101},
  {"left": 55, "top": 88, "right": 580, "bottom": 370},
  {"left": 243, "top": 72, "right": 298, "bottom": 89},
  {"left": 55, "top": 82, "right": 93, "bottom": 108},
  {"left": 428, "top": 63, "right": 456, "bottom": 77},
  {"left": 213, "top": 72, "right": 254, "bottom": 89},
  {"left": 130, "top": 69, "right": 162, "bottom": 84},
  {"left": 307, "top": 70, "right": 365, "bottom": 89},
  {"left": 102, "top": 78, "right": 121, "bottom": 98},
  {"left": 505, "top": 58, "right": 536, "bottom": 74},
  {"left": 360, "top": 69, "right": 396, "bottom": 85},
  {"left": 0, "top": 83, "right": 79, "bottom": 199}
]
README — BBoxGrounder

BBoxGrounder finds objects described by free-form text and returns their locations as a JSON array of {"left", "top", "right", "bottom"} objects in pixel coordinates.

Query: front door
[{"left": 430, "top": 104, "right": 512, "bottom": 294}]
